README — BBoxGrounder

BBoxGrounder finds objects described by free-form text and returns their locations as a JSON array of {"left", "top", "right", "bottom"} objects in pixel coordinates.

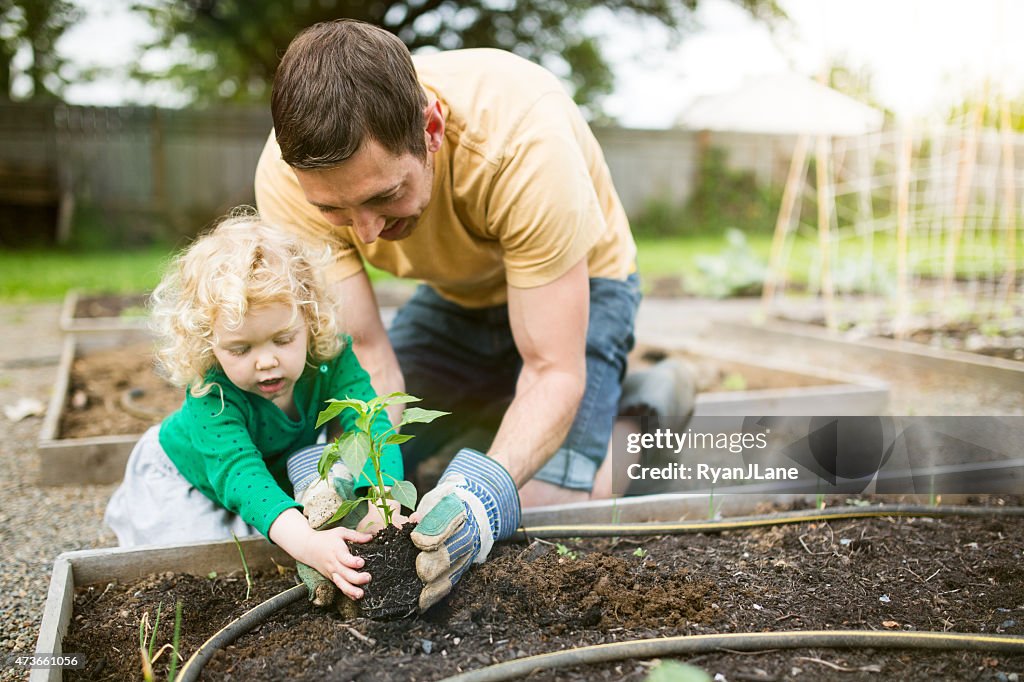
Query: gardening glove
[
  {"left": 411, "top": 448, "right": 521, "bottom": 612},
  {"left": 286, "top": 444, "right": 367, "bottom": 607}
]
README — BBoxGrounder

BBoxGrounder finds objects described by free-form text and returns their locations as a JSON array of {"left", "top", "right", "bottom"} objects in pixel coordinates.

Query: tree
[
  {"left": 131, "top": 0, "right": 784, "bottom": 118},
  {"left": 0, "top": 0, "right": 82, "bottom": 100}
]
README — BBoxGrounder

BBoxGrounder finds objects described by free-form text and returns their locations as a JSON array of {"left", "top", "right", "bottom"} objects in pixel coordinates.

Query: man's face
[{"left": 293, "top": 138, "right": 434, "bottom": 244}]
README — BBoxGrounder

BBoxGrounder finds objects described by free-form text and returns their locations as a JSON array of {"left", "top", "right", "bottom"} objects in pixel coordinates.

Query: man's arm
[
  {"left": 488, "top": 258, "right": 589, "bottom": 484},
  {"left": 408, "top": 258, "right": 588, "bottom": 611},
  {"left": 329, "top": 270, "right": 406, "bottom": 427}
]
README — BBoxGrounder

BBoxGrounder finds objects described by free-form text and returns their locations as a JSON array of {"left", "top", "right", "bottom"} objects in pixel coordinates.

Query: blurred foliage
[
  {"left": 690, "top": 228, "right": 766, "bottom": 297},
  {"left": 946, "top": 85, "right": 1024, "bottom": 131},
  {"left": 631, "top": 146, "right": 782, "bottom": 237},
  {"left": 0, "top": 0, "right": 82, "bottom": 100},
  {"left": 827, "top": 60, "right": 892, "bottom": 121},
  {"left": 129, "top": 0, "right": 785, "bottom": 119}
]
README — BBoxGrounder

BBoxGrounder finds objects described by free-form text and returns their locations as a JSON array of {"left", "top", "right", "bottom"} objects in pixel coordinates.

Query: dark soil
[
  {"left": 72, "top": 293, "right": 149, "bottom": 321},
  {"left": 60, "top": 341, "right": 181, "bottom": 439},
  {"left": 63, "top": 499, "right": 1024, "bottom": 681},
  {"left": 352, "top": 524, "right": 421, "bottom": 620}
]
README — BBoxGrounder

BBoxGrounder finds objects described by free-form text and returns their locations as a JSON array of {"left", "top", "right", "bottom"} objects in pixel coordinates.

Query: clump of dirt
[
  {"left": 60, "top": 341, "right": 181, "bottom": 439},
  {"left": 353, "top": 524, "right": 421, "bottom": 620}
]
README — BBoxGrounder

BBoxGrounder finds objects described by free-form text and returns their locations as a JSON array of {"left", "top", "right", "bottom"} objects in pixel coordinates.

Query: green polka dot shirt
[{"left": 159, "top": 336, "right": 403, "bottom": 538}]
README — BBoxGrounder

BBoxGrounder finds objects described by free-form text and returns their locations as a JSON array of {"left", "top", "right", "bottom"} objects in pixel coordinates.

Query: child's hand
[{"left": 298, "top": 525, "right": 373, "bottom": 600}]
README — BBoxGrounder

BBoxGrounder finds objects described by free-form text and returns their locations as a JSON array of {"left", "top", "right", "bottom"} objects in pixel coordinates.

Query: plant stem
[
  {"left": 231, "top": 532, "right": 253, "bottom": 601},
  {"left": 370, "top": 439, "right": 392, "bottom": 527},
  {"left": 167, "top": 601, "right": 182, "bottom": 682}
]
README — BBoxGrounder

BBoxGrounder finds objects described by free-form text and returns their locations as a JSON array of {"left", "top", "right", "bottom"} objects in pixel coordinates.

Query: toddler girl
[{"left": 105, "top": 210, "right": 402, "bottom": 600}]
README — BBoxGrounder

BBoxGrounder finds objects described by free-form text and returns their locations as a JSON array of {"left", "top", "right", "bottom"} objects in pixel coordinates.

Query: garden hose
[
  {"left": 173, "top": 503, "right": 1024, "bottom": 681},
  {"left": 434, "top": 630, "right": 1024, "bottom": 682},
  {"left": 174, "top": 584, "right": 306, "bottom": 682}
]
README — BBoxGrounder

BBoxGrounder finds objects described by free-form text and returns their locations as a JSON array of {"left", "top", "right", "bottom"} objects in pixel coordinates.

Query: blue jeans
[{"left": 388, "top": 274, "right": 641, "bottom": 491}]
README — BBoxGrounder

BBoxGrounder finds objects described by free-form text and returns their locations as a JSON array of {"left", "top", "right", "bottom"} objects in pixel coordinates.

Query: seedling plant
[{"left": 314, "top": 392, "right": 448, "bottom": 527}]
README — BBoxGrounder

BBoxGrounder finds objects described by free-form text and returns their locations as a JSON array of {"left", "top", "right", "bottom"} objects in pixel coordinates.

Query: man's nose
[{"left": 350, "top": 209, "right": 386, "bottom": 244}]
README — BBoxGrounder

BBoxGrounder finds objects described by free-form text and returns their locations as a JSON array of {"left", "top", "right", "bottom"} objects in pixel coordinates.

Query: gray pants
[{"left": 105, "top": 425, "right": 259, "bottom": 547}]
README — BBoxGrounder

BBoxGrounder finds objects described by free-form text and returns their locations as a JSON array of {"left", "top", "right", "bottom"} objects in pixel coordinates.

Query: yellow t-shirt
[{"left": 255, "top": 48, "right": 636, "bottom": 309}]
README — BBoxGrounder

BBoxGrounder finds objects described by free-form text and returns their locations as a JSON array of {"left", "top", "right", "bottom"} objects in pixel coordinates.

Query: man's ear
[{"left": 424, "top": 100, "right": 444, "bottom": 153}]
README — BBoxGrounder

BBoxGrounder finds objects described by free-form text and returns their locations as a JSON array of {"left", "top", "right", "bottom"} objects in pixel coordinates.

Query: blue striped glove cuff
[
  {"left": 440, "top": 448, "right": 521, "bottom": 542},
  {"left": 286, "top": 444, "right": 327, "bottom": 497}
]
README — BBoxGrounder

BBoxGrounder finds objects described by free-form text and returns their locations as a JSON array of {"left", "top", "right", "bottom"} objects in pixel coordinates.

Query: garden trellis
[{"left": 762, "top": 111, "right": 1024, "bottom": 357}]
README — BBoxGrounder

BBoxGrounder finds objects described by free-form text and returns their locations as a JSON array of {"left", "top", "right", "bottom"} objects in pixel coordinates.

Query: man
[{"left": 255, "top": 19, "right": 640, "bottom": 610}]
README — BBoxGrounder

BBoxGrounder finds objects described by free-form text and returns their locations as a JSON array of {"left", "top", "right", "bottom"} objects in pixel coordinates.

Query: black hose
[
  {"left": 174, "top": 584, "right": 306, "bottom": 682},
  {"left": 174, "top": 504, "right": 1024, "bottom": 681},
  {"left": 434, "top": 630, "right": 1024, "bottom": 682}
]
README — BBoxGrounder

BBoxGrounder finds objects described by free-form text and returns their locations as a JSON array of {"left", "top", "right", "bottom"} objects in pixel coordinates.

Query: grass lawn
[
  {"left": 0, "top": 247, "right": 399, "bottom": 302},
  {"left": 1, "top": 231, "right": 1017, "bottom": 302},
  {"left": 0, "top": 248, "right": 172, "bottom": 301}
]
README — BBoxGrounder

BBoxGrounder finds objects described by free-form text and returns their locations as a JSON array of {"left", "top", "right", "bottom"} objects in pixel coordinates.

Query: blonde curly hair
[{"left": 151, "top": 209, "right": 342, "bottom": 397}]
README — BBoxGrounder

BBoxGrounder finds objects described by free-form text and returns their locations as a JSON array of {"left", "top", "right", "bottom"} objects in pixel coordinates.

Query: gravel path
[
  {"left": 0, "top": 304, "right": 117, "bottom": 682},
  {"left": 0, "top": 298, "right": 1021, "bottom": 682}
]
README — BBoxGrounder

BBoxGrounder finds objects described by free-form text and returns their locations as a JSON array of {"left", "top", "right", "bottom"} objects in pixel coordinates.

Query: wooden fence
[{"left": 0, "top": 102, "right": 799, "bottom": 244}]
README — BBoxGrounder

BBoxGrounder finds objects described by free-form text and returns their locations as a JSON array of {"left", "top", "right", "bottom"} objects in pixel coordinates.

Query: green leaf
[
  {"left": 389, "top": 480, "right": 418, "bottom": 510},
  {"left": 384, "top": 433, "right": 414, "bottom": 445},
  {"left": 355, "top": 410, "right": 374, "bottom": 434},
  {"left": 315, "top": 398, "right": 368, "bottom": 428},
  {"left": 645, "top": 661, "right": 712, "bottom": 682},
  {"left": 367, "top": 392, "right": 422, "bottom": 410},
  {"left": 317, "top": 442, "right": 340, "bottom": 480},
  {"left": 399, "top": 407, "right": 451, "bottom": 426},
  {"left": 337, "top": 431, "right": 371, "bottom": 476},
  {"left": 327, "top": 497, "right": 368, "bottom": 526}
]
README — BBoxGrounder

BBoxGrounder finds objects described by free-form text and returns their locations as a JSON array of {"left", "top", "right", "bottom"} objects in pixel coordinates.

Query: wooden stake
[
  {"left": 817, "top": 132, "right": 837, "bottom": 331},
  {"left": 895, "top": 123, "right": 914, "bottom": 339},
  {"left": 763, "top": 134, "right": 809, "bottom": 307},
  {"left": 999, "top": 94, "right": 1017, "bottom": 301},
  {"left": 943, "top": 98, "right": 984, "bottom": 297}
]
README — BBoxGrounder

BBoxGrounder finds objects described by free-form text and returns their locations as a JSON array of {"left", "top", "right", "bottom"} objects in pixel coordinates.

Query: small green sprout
[
  {"left": 315, "top": 392, "right": 448, "bottom": 527},
  {"left": 138, "top": 600, "right": 183, "bottom": 682},
  {"left": 632, "top": 547, "right": 648, "bottom": 558},
  {"left": 231, "top": 531, "right": 253, "bottom": 600},
  {"left": 555, "top": 543, "right": 577, "bottom": 560}
]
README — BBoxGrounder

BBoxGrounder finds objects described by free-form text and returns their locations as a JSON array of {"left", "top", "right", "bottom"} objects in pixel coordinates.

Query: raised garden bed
[
  {"left": 59, "top": 291, "right": 150, "bottom": 334},
  {"left": 36, "top": 332, "right": 174, "bottom": 486},
  {"left": 37, "top": 496, "right": 1024, "bottom": 681},
  {"left": 37, "top": 335, "right": 889, "bottom": 486},
  {"left": 712, "top": 318, "right": 1024, "bottom": 394}
]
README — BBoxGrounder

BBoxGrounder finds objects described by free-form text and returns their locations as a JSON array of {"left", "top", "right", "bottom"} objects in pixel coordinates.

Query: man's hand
[{"left": 410, "top": 448, "right": 521, "bottom": 612}]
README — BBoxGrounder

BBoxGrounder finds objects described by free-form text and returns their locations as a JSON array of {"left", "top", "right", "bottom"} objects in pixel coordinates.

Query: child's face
[{"left": 211, "top": 302, "right": 309, "bottom": 414}]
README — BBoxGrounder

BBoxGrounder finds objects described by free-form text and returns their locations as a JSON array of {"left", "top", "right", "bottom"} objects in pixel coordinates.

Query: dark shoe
[{"left": 619, "top": 358, "right": 698, "bottom": 418}]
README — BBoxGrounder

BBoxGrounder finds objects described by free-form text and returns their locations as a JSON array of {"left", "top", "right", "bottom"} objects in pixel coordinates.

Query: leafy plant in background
[
  {"left": 315, "top": 392, "right": 447, "bottom": 527},
  {"left": 690, "top": 228, "right": 768, "bottom": 298},
  {"left": 630, "top": 146, "right": 784, "bottom": 239}
]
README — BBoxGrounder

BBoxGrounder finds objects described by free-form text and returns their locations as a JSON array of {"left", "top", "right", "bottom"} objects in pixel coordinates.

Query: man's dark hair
[{"left": 271, "top": 20, "right": 428, "bottom": 169}]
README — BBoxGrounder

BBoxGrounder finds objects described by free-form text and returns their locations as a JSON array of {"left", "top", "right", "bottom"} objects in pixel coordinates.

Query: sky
[{"left": 43, "top": 0, "right": 1024, "bottom": 128}]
